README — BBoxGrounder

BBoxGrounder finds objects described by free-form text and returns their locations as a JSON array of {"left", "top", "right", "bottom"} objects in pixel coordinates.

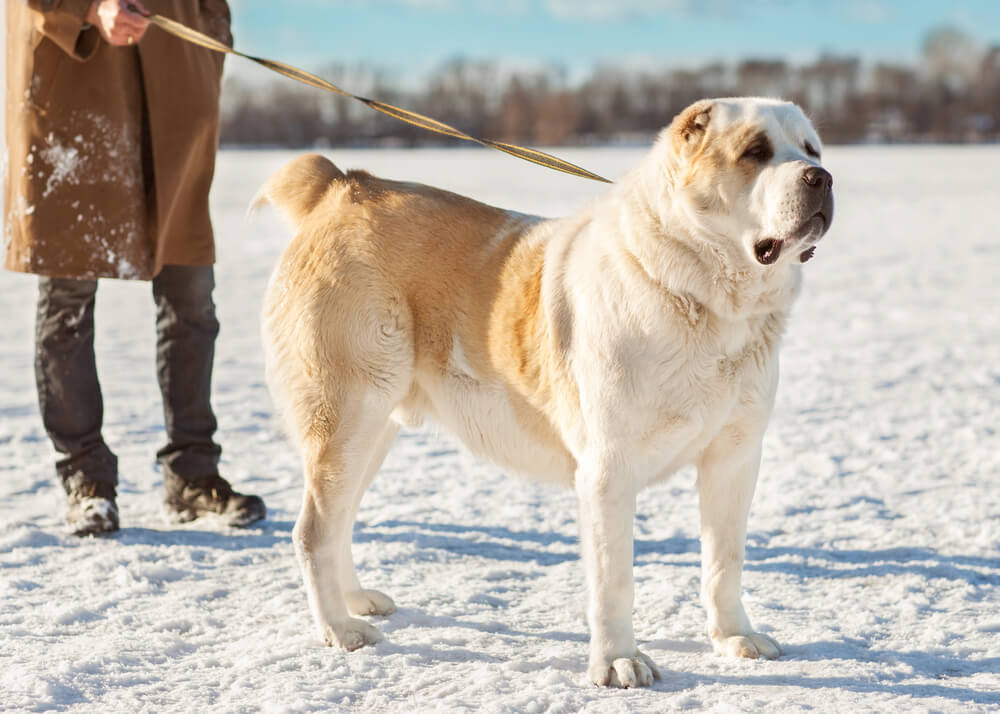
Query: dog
[{"left": 254, "top": 97, "right": 833, "bottom": 688}]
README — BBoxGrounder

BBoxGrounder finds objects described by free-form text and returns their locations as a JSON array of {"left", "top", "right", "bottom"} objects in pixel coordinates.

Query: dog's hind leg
[
  {"left": 292, "top": 390, "right": 399, "bottom": 650},
  {"left": 339, "top": 421, "right": 400, "bottom": 617}
]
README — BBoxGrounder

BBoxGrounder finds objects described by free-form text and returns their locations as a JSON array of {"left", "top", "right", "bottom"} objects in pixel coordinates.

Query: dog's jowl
[{"left": 256, "top": 97, "right": 833, "bottom": 688}]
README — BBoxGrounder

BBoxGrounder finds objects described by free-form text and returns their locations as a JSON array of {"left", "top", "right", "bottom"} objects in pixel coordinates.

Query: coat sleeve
[
  {"left": 26, "top": 0, "right": 102, "bottom": 61},
  {"left": 199, "top": 0, "right": 233, "bottom": 47}
]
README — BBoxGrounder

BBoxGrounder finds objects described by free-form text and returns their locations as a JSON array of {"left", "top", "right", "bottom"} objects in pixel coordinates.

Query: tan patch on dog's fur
[
  {"left": 487, "top": 240, "right": 578, "bottom": 451},
  {"left": 258, "top": 155, "right": 574, "bottom": 470},
  {"left": 671, "top": 100, "right": 714, "bottom": 153}
]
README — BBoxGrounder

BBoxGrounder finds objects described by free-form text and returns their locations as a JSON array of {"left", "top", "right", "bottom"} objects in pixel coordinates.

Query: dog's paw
[
  {"left": 322, "top": 618, "right": 383, "bottom": 651},
  {"left": 712, "top": 632, "right": 782, "bottom": 660},
  {"left": 589, "top": 649, "right": 661, "bottom": 688},
  {"left": 345, "top": 588, "right": 396, "bottom": 617}
]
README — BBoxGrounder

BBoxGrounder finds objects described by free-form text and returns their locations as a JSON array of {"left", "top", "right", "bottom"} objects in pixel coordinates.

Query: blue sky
[{"left": 225, "top": 0, "right": 1000, "bottom": 80}]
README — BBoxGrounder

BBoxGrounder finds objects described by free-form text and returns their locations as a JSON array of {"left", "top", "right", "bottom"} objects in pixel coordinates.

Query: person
[{"left": 4, "top": 0, "right": 265, "bottom": 535}]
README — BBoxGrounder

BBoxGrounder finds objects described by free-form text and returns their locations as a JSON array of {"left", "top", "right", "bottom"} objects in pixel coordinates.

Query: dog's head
[{"left": 657, "top": 98, "right": 833, "bottom": 267}]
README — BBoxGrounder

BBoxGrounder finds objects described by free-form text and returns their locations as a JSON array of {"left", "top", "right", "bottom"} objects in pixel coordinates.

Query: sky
[{"left": 224, "top": 0, "right": 1000, "bottom": 82}]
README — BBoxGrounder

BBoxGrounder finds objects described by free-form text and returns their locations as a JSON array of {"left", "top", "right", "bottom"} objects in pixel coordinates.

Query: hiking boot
[
  {"left": 66, "top": 481, "right": 120, "bottom": 536},
  {"left": 163, "top": 474, "right": 266, "bottom": 527}
]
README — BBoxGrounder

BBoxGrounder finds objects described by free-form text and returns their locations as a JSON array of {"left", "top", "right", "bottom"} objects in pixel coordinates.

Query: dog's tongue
[
  {"left": 755, "top": 238, "right": 783, "bottom": 265},
  {"left": 800, "top": 246, "right": 817, "bottom": 263}
]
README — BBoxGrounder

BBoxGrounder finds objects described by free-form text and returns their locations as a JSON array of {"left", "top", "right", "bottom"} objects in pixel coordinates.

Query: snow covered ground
[{"left": 1, "top": 146, "right": 999, "bottom": 713}]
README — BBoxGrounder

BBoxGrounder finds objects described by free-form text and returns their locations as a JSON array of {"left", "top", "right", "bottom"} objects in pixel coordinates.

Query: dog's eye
[
  {"left": 804, "top": 141, "right": 821, "bottom": 159},
  {"left": 741, "top": 142, "right": 773, "bottom": 163}
]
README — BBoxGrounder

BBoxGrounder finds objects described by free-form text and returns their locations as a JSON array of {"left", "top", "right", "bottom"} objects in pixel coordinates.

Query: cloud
[
  {"left": 237, "top": 0, "right": 525, "bottom": 11},
  {"left": 381, "top": 0, "right": 535, "bottom": 11},
  {"left": 544, "top": 0, "right": 899, "bottom": 23},
  {"left": 394, "top": 0, "right": 457, "bottom": 8},
  {"left": 230, "top": 0, "right": 900, "bottom": 26},
  {"left": 394, "top": 0, "right": 900, "bottom": 25},
  {"left": 844, "top": 0, "right": 895, "bottom": 24},
  {"left": 545, "top": 0, "right": 702, "bottom": 21},
  {"left": 238, "top": 0, "right": 754, "bottom": 21}
]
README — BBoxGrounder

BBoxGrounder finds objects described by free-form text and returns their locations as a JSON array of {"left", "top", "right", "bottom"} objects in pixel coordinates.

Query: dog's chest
[{"left": 624, "top": 315, "right": 779, "bottom": 479}]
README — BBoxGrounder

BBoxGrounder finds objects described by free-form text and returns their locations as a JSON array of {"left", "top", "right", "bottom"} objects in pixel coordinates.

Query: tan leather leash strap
[{"left": 141, "top": 10, "right": 613, "bottom": 184}]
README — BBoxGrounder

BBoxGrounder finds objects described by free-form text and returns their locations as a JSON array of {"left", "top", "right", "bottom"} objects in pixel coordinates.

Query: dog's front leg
[
  {"left": 576, "top": 455, "right": 660, "bottom": 688},
  {"left": 696, "top": 435, "right": 781, "bottom": 660}
]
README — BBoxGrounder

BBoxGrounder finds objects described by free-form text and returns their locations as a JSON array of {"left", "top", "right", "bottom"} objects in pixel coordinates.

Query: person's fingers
[
  {"left": 117, "top": 16, "right": 148, "bottom": 35},
  {"left": 106, "top": 22, "right": 147, "bottom": 46},
  {"left": 103, "top": 3, "right": 148, "bottom": 27},
  {"left": 120, "top": 1, "right": 151, "bottom": 27},
  {"left": 108, "top": 16, "right": 148, "bottom": 42},
  {"left": 120, "top": 29, "right": 147, "bottom": 46},
  {"left": 125, "top": 0, "right": 152, "bottom": 17},
  {"left": 92, "top": 0, "right": 150, "bottom": 45},
  {"left": 106, "top": 28, "right": 135, "bottom": 45}
]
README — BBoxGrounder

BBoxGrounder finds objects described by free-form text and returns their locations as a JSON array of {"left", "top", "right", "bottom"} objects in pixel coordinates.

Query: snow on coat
[{"left": 4, "top": 0, "right": 232, "bottom": 280}]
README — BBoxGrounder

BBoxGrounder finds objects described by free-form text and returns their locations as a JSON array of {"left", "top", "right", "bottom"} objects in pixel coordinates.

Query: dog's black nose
[{"left": 802, "top": 166, "right": 832, "bottom": 190}]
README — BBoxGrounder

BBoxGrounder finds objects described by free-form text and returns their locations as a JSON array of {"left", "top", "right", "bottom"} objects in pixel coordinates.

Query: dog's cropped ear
[{"left": 669, "top": 100, "right": 714, "bottom": 157}]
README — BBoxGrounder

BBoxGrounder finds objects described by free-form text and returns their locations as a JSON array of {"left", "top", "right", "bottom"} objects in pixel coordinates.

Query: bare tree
[{"left": 219, "top": 24, "right": 999, "bottom": 148}]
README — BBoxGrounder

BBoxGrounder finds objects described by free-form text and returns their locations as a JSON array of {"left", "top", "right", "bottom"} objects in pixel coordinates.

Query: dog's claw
[
  {"left": 322, "top": 618, "right": 383, "bottom": 650},
  {"left": 590, "top": 649, "right": 661, "bottom": 688},
  {"left": 713, "top": 632, "right": 782, "bottom": 660}
]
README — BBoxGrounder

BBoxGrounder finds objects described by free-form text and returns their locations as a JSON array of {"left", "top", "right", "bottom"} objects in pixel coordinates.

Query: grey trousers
[{"left": 35, "top": 265, "right": 222, "bottom": 492}]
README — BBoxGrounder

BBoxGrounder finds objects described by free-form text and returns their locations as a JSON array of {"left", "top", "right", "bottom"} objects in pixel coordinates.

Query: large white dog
[{"left": 256, "top": 97, "right": 833, "bottom": 688}]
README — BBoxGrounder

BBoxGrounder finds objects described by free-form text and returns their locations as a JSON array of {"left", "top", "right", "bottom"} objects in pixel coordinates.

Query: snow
[
  {"left": 39, "top": 141, "right": 82, "bottom": 199},
  {"left": 1, "top": 146, "right": 999, "bottom": 712}
]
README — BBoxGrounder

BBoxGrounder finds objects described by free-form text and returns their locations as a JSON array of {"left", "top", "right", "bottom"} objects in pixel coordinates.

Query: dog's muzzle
[{"left": 754, "top": 167, "right": 834, "bottom": 265}]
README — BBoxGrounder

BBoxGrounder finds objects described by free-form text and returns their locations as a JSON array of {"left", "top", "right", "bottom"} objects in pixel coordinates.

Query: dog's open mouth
[
  {"left": 754, "top": 238, "right": 783, "bottom": 265},
  {"left": 755, "top": 211, "right": 829, "bottom": 265}
]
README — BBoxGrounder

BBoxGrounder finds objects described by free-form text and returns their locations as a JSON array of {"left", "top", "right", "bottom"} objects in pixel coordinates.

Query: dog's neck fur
[{"left": 602, "top": 152, "right": 803, "bottom": 323}]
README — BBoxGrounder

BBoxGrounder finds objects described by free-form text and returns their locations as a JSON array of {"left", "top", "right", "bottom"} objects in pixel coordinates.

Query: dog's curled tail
[{"left": 250, "top": 153, "right": 345, "bottom": 226}]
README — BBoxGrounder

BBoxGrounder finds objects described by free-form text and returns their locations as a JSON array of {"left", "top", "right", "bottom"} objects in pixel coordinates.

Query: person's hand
[{"left": 86, "top": 0, "right": 151, "bottom": 47}]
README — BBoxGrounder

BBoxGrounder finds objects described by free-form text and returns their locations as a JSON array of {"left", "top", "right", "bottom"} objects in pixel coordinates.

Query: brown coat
[{"left": 4, "top": 0, "right": 232, "bottom": 280}]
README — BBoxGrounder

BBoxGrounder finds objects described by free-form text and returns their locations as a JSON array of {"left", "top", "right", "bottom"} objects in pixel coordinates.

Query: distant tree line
[{"left": 220, "top": 26, "right": 1000, "bottom": 147}]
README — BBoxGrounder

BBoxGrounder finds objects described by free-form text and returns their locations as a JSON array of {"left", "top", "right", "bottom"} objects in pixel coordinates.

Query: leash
[{"left": 137, "top": 8, "right": 612, "bottom": 184}]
